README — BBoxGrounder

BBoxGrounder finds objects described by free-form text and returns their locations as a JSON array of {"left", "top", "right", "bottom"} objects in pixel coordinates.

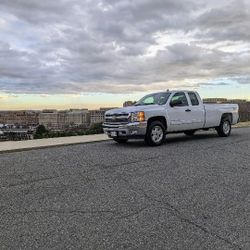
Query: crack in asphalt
[
  {"left": 1, "top": 206, "right": 152, "bottom": 221},
  {"left": 115, "top": 205, "right": 151, "bottom": 220},
  {"left": 117, "top": 175, "right": 242, "bottom": 250},
  {"left": 0, "top": 156, "right": 159, "bottom": 189},
  {"left": 0, "top": 175, "right": 64, "bottom": 188},
  {"left": 0, "top": 209, "right": 118, "bottom": 216},
  {"left": 0, "top": 170, "right": 95, "bottom": 189}
]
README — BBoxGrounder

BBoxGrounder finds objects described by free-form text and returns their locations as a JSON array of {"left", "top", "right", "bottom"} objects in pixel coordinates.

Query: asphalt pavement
[{"left": 0, "top": 127, "right": 249, "bottom": 250}]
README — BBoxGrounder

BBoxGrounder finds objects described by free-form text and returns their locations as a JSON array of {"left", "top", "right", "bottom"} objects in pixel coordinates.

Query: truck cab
[{"left": 165, "top": 91, "right": 205, "bottom": 132}]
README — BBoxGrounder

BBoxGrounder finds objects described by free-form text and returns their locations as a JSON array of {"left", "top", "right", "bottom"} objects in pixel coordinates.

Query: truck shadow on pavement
[{"left": 109, "top": 131, "right": 238, "bottom": 148}]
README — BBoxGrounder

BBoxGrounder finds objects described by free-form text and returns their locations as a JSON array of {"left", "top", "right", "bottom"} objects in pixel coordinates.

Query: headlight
[{"left": 130, "top": 111, "right": 145, "bottom": 122}]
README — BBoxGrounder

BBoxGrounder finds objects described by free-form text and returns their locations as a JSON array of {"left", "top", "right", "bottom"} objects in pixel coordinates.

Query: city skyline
[{"left": 1, "top": 0, "right": 250, "bottom": 109}]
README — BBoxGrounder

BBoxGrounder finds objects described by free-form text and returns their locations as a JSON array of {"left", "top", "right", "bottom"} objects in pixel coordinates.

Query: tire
[
  {"left": 145, "top": 121, "right": 165, "bottom": 146},
  {"left": 216, "top": 118, "right": 231, "bottom": 137},
  {"left": 184, "top": 130, "right": 196, "bottom": 136},
  {"left": 113, "top": 138, "right": 128, "bottom": 143}
]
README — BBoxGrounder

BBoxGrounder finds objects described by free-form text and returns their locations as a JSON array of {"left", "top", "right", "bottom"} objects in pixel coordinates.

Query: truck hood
[{"left": 105, "top": 105, "right": 164, "bottom": 115}]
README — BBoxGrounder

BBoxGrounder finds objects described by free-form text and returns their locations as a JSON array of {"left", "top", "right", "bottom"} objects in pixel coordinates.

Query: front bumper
[{"left": 103, "top": 121, "right": 147, "bottom": 139}]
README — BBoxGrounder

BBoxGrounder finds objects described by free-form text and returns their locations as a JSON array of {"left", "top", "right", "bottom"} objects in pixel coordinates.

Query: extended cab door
[
  {"left": 167, "top": 92, "right": 193, "bottom": 132},
  {"left": 186, "top": 92, "right": 205, "bottom": 129}
]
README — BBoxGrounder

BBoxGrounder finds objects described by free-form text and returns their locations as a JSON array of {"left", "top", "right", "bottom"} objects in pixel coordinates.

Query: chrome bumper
[{"left": 103, "top": 122, "right": 147, "bottom": 138}]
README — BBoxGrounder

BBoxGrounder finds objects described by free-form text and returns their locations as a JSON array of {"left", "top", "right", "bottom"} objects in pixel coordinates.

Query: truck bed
[{"left": 204, "top": 104, "right": 239, "bottom": 128}]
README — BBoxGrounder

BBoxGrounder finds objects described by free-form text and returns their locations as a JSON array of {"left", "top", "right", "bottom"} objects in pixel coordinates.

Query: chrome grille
[{"left": 105, "top": 113, "right": 130, "bottom": 124}]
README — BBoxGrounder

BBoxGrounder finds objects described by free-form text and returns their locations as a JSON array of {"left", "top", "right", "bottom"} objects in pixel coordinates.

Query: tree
[
  {"left": 87, "top": 122, "right": 103, "bottom": 134},
  {"left": 34, "top": 125, "right": 48, "bottom": 139}
]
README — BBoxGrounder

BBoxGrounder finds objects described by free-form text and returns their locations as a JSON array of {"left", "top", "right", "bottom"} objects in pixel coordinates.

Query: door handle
[{"left": 185, "top": 109, "right": 191, "bottom": 112}]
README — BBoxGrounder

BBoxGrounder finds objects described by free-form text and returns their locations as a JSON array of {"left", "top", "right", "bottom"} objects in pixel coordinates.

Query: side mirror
[{"left": 170, "top": 99, "right": 183, "bottom": 107}]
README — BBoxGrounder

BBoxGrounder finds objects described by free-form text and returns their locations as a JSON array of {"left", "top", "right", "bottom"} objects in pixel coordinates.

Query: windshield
[{"left": 135, "top": 92, "right": 171, "bottom": 106}]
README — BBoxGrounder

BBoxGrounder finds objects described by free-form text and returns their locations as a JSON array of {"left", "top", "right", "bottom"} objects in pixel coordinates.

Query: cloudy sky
[{"left": 0, "top": 0, "right": 250, "bottom": 109}]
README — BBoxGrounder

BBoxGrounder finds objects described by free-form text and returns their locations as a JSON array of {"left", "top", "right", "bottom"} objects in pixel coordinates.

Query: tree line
[{"left": 34, "top": 123, "right": 103, "bottom": 139}]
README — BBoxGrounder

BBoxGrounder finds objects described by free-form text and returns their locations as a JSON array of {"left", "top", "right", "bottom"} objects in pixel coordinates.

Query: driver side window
[{"left": 170, "top": 92, "right": 188, "bottom": 106}]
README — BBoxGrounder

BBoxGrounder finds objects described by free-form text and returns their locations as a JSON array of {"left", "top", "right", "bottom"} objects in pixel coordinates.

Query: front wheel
[
  {"left": 216, "top": 119, "right": 231, "bottom": 137},
  {"left": 113, "top": 138, "right": 128, "bottom": 143},
  {"left": 145, "top": 121, "right": 165, "bottom": 146}
]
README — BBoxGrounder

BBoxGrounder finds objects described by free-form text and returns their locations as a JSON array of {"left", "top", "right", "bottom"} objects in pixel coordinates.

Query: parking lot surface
[{"left": 0, "top": 127, "right": 249, "bottom": 249}]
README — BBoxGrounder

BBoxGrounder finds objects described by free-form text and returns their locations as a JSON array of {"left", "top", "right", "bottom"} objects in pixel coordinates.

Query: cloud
[
  {"left": 230, "top": 76, "right": 250, "bottom": 85},
  {"left": 0, "top": 93, "right": 18, "bottom": 100},
  {"left": 196, "top": 82, "right": 230, "bottom": 87},
  {"left": 195, "top": 0, "right": 250, "bottom": 42},
  {"left": 0, "top": 0, "right": 250, "bottom": 95}
]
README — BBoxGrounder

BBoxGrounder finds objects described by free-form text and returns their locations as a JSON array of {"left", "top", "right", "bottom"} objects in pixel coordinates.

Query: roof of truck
[{"left": 166, "top": 89, "right": 198, "bottom": 92}]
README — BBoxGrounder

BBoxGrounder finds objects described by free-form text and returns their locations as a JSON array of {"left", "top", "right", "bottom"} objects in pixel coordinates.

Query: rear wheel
[
  {"left": 184, "top": 130, "right": 196, "bottom": 136},
  {"left": 145, "top": 121, "right": 165, "bottom": 146},
  {"left": 216, "top": 118, "right": 231, "bottom": 137},
  {"left": 113, "top": 138, "right": 128, "bottom": 143}
]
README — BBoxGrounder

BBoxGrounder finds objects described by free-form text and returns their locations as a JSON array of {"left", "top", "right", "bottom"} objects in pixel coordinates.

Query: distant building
[
  {"left": 39, "top": 109, "right": 90, "bottom": 129},
  {"left": 227, "top": 99, "right": 247, "bottom": 103},
  {"left": 89, "top": 110, "right": 105, "bottom": 124},
  {"left": 89, "top": 107, "right": 118, "bottom": 125},
  {"left": 41, "top": 109, "right": 57, "bottom": 113},
  {"left": 237, "top": 102, "right": 250, "bottom": 121},
  {"left": 64, "top": 110, "right": 90, "bottom": 127},
  {"left": 39, "top": 111, "right": 59, "bottom": 129},
  {"left": 123, "top": 101, "right": 136, "bottom": 107},
  {"left": 0, "top": 111, "right": 39, "bottom": 126},
  {"left": 99, "top": 107, "right": 118, "bottom": 111},
  {"left": 203, "top": 98, "right": 228, "bottom": 103}
]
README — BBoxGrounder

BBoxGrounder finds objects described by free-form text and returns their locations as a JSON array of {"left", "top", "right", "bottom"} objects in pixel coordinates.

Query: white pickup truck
[{"left": 103, "top": 90, "right": 239, "bottom": 146}]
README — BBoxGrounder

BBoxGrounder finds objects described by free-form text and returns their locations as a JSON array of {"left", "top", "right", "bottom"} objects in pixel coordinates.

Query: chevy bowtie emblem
[{"left": 112, "top": 115, "right": 116, "bottom": 120}]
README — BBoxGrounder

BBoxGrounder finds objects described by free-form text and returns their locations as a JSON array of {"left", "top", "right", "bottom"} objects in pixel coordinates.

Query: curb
[{"left": 0, "top": 137, "right": 111, "bottom": 154}]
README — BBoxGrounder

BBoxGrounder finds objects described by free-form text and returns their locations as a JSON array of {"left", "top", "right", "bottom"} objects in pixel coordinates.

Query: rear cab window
[{"left": 188, "top": 92, "right": 199, "bottom": 106}]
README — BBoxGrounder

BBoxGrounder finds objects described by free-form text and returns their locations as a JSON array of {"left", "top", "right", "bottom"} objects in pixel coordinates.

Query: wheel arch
[
  {"left": 221, "top": 113, "right": 233, "bottom": 123},
  {"left": 147, "top": 116, "right": 167, "bottom": 131}
]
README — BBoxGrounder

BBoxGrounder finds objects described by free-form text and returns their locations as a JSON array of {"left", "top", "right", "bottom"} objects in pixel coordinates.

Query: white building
[{"left": 39, "top": 109, "right": 90, "bottom": 129}]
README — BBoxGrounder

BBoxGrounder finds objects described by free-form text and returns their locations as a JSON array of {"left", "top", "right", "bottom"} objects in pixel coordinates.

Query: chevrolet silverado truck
[{"left": 103, "top": 90, "right": 239, "bottom": 146}]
